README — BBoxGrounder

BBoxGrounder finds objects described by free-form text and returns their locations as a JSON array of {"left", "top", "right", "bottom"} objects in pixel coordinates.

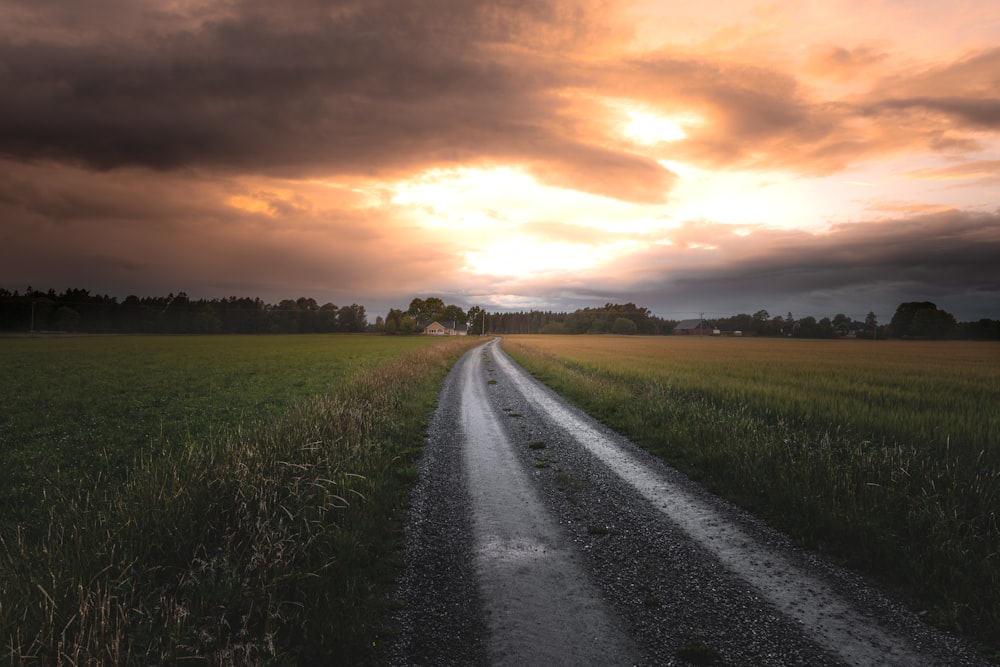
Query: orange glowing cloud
[{"left": 0, "top": 0, "right": 998, "bottom": 320}]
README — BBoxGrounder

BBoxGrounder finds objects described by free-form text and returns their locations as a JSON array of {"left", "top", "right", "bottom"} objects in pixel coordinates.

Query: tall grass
[
  {"left": 0, "top": 335, "right": 445, "bottom": 528},
  {"left": 502, "top": 336, "right": 1000, "bottom": 652},
  {"left": 0, "top": 336, "right": 479, "bottom": 664}
]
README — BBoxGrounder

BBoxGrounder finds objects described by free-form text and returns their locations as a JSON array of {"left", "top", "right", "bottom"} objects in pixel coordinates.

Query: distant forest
[
  {"left": 0, "top": 289, "right": 368, "bottom": 335},
  {"left": 1, "top": 288, "right": 998, "bottom": 340},
  {"left": 479, "top": 301, "right": 1000, "bottom": 340}
]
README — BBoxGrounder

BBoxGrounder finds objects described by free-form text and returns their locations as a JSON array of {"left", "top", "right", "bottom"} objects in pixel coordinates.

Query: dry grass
[
  {"left": 1, "top": 336, "right": 479, "bottom": 665},
  {"left": 503, "top": 335, "right": 1000, "bottom": 651}
]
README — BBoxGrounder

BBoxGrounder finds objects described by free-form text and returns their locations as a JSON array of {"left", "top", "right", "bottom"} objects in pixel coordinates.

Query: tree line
[
  {"left": 0, "top": 288, "right": 368, "bottom": 334},
  {"left": 481, "top": 302, "right": 998, "bottom": 340},
  {"left": 381, "top": 297, "right": 485, "bottom": 335},
  {"left": 485, "top": 303, "right": 670, "bottom": 335},
  {"left": 2, "top": 288, "right": 997, "bottom": 340}
]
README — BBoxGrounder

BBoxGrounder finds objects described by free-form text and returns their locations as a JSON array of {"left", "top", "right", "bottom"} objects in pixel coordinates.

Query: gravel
[{"left": 387, "top": 339, "right": 991, "bottom": 666}]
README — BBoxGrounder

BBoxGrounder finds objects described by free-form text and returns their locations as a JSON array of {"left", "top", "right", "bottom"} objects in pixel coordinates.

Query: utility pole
[{"left": 699, "top": 311, "right": 704, "bottom": 338}]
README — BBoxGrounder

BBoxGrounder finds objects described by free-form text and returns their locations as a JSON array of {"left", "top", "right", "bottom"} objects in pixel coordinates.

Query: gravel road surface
[{"left": 388, "top": 339, "right": 989, "bottom": 666}]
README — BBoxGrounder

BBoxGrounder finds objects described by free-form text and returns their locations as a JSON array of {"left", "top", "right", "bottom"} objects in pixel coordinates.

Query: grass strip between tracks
[
  {"left": 1, "top": 335, "right": 480, "bottom": 665},
  {"left": 501, "top": 336, "right": 1000, "bottom": 657}
]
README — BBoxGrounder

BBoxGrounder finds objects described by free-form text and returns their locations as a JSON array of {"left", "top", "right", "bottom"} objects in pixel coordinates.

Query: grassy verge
[
  {"left": 1, "top": 335, "right": 480, "bottom": 664},
  {"left": 502, "top": 336, "right": 1000, "bottom": 654}
]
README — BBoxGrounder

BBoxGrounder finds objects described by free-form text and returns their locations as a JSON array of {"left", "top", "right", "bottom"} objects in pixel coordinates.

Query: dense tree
[
  {"left": 383, "top": 308, "right": 404, "bottom": 335},
  {"left": 407, "top": 298, "right": 424, "bottom": 318},
  {"left": 714, "top": 313, "right": 753, "bottom": 334},
  {"left": 818, "top": 317, "right": 836, "bottom": 337},
  {"left": 487, "top": 303, "right": 668, "bottom": 335},
  {"left": 440, "top": 304, "right": 467, "bottom": 325},
  {"left": 954, "top": 318, "right": 1000, "bottom": 340},
  {"left": 317, "top": 303, "right": 339, "bottom": 332},
  {"left": 792, "top": 316, "right": 836, "bottom": 339},
  {"left": 54, "top": 306, "right": 80, "bottom": 332},
  {"left": 763, "top": 315, "right": 786, "bottom": 336},
  {"left": 273, "top": 299, "right": 302, "bottom": 333},
  {"left": 390, "top": 297, "right": 474, "bottom": 334},
  {"left": 889, "top": 301, "right": 956, "bottom": 339},
  {"left": 399, "top": 315, "right": 418, "bottom": 334},
  {"left": 911, "top": 308, "right": 956, "bottom": 339},
  {"left": 611, "top": 317, "right": 638, "bottom": 335},
  {"left": 712, "top": 310, "right": 791, "bottom": 336},
  {"left": 860, "top": 311, "right": 880, "bottom": 339},
  {"left": 467, "top": 306, "right": 485, "bottom": 335},
  {"left": 408, "top": 297, "right": 445, "bottom": 323},
  {"left": 337, "top": 304, "right": 368, "bottom": 332}
]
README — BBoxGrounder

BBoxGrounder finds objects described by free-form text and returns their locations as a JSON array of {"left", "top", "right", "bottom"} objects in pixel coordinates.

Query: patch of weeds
[
  {"left": 395, "top": 465, "right": 421, "bottom": 483},
  {"left": 534, "top": 460, "right": 551, "bottom": 469},
  {"left": 587, "top": 524, "right": 610, "bottom": 536},
  {"left": 555, "top": 469, "right": 580, "bottom": 493},
  {"left": 528, "top": 440, "right": 546, "bottom": 450},
  {"left": 487, "top": 380, "right": 497, "bottom": 385},
  {"left": 676, "top": 639, "right": 721, "bottom": 665},
  {"left": 507, "top": 412, "right": 522, "bottom": 418}
]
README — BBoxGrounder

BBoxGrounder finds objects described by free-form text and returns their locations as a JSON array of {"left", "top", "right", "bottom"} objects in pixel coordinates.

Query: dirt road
[{"left": 389, "top": 339, "right": 988, "bottom": 666}]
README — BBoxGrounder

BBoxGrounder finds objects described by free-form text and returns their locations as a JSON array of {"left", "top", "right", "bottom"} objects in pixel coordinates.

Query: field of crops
[
  {"left": 0, "top": 333, "right": 480, "bottom": 664},
  {"left": 4, "top": 333, "right": 998, "bottom": 660},
  {"left": 501, "top": 335, "right": 1000, "bottom": 652}
]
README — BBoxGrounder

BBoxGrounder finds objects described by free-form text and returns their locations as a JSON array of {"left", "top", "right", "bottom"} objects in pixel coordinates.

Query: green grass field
[
  {"left": 502, "top": 335, "right": 1000, "bottom": 653},
  {"left": 0, "top": 335, "right": 444, "bottom": 526},
  {"left": 0, "top": 334, "right": 480, "bottom": 664},
  {"left": 4, "top": 333, "right": 998, "bottom": 660}
]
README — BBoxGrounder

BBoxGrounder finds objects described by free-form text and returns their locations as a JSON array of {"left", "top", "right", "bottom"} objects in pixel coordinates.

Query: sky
[{"left": 1, "top": 0, "right": 999, "bottom": 322}]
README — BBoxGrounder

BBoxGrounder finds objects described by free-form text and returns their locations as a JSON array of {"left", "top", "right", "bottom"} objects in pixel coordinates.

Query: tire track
[
  {"left": 390, "top": 339, "right": 989, "bottom": 666},
  {"left": 460, "top": 344, "right": 638, "bottom": 666},
  {"left": 489, "top": 340, "right": 926, "bottom": 666}
]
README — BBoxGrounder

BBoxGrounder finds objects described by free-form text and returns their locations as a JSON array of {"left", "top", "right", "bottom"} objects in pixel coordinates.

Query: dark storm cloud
[
  {"left": 585, "top": 210, "right": 1000, "bottom": 321},
  {"left": 0, "top": 160, "right": 217, "bottom": 223},
  {"left": 0, "top": 159, "right": 458, "bottom": 304},
  {"left": 3, "top": 1, "right": 997, "bottom": 319},
  {"left": 0, "top": 0, "right": 672, "bottom": 201}
]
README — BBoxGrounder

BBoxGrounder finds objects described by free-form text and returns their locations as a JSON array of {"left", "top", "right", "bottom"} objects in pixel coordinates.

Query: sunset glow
[
  {"left": 1, "top": 0, "right": 998, "bottom": 320},
  {"left": 466, "top": 239, "right": 626, "bottom": 277},
  {"left": 622, "top": 111, "right": 690, "bottom": 144}
]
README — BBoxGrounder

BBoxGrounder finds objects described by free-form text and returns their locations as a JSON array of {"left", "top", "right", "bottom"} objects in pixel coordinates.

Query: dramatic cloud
[
  {"left": 1, "top": 0, "right": 998, "bottom": 321},
  {"left": 495, "top": 211, "right": 1000, "bottom": 321},
  {"left": 0, "top": 160, "right": 456, "bottom": 305},
  {"left": 0, "top": 0, "right": 671, "bottom": 200}
]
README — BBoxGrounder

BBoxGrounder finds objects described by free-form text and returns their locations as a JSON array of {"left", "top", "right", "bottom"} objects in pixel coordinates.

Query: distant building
[
  {"left": 673, "top": 318, "right": 717, "bottom": 336},
  {"left": 423, "top": 320, "right": 468, "bottom": 336}
]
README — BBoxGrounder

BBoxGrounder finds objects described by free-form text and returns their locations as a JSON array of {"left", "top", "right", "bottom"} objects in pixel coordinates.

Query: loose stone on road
[
  {"left": 389, "top": 339, "right": 989, "bottom": 666},
  {"left": 460, "top": 345, "right": 638, "bottom": 666}
]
